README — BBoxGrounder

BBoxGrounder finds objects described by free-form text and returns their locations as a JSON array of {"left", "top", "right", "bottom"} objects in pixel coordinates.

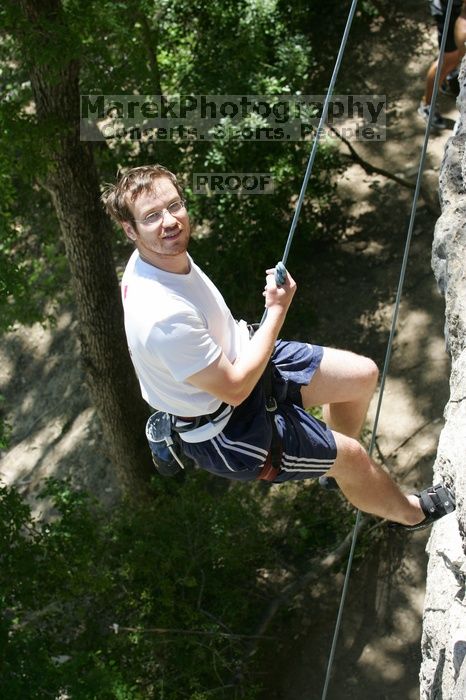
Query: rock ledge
[{"left": 421, "top": 65, "right": 466, "bottom": 700}]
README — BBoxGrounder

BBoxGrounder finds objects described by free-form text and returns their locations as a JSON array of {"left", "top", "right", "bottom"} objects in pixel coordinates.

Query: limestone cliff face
[{"left": 420, "top": 68, "right": 466, "bottom": 699}]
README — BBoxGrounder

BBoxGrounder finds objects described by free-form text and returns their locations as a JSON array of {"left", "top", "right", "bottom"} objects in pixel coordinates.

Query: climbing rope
[
  {"left": 259, "top": 0, "right": 456, "bottom": 692},
  {"left": 261, "top": 0, "right": 360, "bottom": 325},
  {"left": 280, "top": 0, "right": 361, "bottom": 269},
  {"left": 321, "top": 0, "right": 456, "bottom": 697}
]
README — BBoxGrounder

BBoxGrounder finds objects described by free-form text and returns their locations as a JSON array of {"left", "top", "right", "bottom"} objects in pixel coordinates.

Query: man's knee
[
  {"left": 327, "top": 433, "right": 370, "bottom": 476},
  {"left": 362, "top": 356, "right": 379, "bottom": 389},
  {"left": 352, "top": 354, "right": 378, "bottom": 395}
]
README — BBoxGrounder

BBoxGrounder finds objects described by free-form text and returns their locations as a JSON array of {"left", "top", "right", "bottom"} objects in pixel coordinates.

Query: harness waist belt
[
  {"left": 172, "top": 403, "right": 234, "bottom": 444},
  {"left": 173, "top": 401, "right": 230, "bottom": 431}
]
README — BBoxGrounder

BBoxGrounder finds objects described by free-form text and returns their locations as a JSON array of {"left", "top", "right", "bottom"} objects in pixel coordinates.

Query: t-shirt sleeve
[{"left": 145, "top": 309, "right": 222, "bottom": 382}]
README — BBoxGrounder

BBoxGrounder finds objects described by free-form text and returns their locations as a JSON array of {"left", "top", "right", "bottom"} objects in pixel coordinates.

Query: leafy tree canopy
[
  {"left": 0, "top": 0, "right": 383, "bottom": 329},
  {"left": 0, "top": 475, "right": 356, "bottom": 698}
]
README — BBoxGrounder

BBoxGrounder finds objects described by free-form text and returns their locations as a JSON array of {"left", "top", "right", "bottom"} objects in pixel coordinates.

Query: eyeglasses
[{"left": 133, "top": 200, "right": 186, "bottom": 227}]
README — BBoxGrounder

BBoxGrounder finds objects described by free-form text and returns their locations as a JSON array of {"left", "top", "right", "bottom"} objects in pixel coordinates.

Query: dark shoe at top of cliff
[{"left": 418, "top": 101, "right": 447, "bottom": 130}]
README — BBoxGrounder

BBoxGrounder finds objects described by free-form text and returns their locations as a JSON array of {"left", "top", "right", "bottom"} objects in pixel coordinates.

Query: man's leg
[
  {"left": 300, "top": 347, "right": 378, "bottom": 439},
  {"left": 326, "top": 431, "right": 424, "bottom": 526},
  {"left": 424, "top": 49, "right": 460, "bottom": 105}
]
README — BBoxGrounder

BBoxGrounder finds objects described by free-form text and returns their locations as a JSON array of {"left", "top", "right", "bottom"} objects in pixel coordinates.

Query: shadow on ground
[{"left": 0, "top": 313, "right": 118, "bottom": 510}]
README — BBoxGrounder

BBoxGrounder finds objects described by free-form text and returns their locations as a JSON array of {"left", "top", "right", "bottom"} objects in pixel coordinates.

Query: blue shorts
[{"left": 181, "top": 340, "right": 337, "bottom": 483}]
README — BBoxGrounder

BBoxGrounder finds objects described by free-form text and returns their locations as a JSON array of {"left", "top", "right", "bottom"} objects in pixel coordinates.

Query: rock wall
[{"left": 420, "top": 66, "right": 466, "bottom": 699}]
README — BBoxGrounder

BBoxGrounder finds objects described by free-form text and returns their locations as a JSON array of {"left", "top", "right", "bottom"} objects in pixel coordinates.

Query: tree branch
[
  {"left": 329, "top": 126, "right": 439, "bottom": 215},
  {"left": 250, "top": 513, "right": 371, "bottom": 643},
  {"left": 109, "top": 624, "right": 276, "bottom": 641}
]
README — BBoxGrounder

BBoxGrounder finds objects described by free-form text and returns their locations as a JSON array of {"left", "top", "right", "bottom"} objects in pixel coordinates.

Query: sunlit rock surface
[{"left": 421, "top": 63, "right": 466, "bottom": 700}]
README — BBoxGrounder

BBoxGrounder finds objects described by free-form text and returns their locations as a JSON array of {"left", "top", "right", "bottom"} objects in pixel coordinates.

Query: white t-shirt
[{"left": 121, "top": 250, "right": 250, "bottom": 416}]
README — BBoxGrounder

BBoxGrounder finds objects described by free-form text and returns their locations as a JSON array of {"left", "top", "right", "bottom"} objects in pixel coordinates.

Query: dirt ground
[{"left": 0, "top": 2, "right": 459, "bottom": 699}]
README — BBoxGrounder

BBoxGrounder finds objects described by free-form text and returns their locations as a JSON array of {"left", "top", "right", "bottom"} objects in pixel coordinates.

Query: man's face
[{"left": 123, "top": 177, "right": 191, "bottom": 269}]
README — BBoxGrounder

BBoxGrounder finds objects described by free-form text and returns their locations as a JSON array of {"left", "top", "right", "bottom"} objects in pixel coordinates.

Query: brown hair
[{"left": 101, "top": 164, "right": 183, "bottom": 224}]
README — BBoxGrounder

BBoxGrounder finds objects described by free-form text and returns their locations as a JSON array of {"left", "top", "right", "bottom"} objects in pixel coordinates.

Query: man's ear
[{"left": 122, "top": 222, "right": 137, "bottom": 242}]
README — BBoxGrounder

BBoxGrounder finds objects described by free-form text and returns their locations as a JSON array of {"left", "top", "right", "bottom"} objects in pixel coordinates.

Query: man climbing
[
  {"left": 102, "top": 164, "right": 455, "bottom": 532},
  {"left": 418, "top": 0, "right": 466, "bottom": 129}
]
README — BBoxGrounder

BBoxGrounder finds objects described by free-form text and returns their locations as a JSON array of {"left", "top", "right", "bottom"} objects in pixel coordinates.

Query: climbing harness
[
  {"left": 257, "top": 358, "right": 284, "bottom": 481},
  {"left": 171, "top": 402, "right": 232, "bottom": 434},
  {"left": 145, "top": 410, "right": 185, "bottom": 476},
  {"left": 144, "top": 325, "right": 282, "bottom": 477},
  {"left": 145, "top": 402, "right": 234, "bottom": 475}
]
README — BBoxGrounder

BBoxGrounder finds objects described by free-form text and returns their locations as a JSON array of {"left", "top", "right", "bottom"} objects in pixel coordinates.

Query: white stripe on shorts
[
  {"left": 282, "top": 453, "right": 335, "bottom": 465},
  {"left": 216, "top": 432, "right": 269, "bottom": 461},
  {"left": 281, "top": 453, "right": 334, "bottom": 472},
  {"left": 211, "top": 439, "right": 236, "bottom": 472},
  {"left": 281, "top": 465, "right": 332, "bottom": 473}
]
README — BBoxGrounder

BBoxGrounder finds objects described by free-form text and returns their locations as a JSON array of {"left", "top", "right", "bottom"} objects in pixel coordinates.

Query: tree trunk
[{"left": 16, "top": 0, "right": 154, "bottom": 496}]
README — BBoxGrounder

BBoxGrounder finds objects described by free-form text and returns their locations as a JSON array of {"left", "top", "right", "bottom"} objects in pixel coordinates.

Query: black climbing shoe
[
  {"left": 388, "top": 483, "right": 456, "bottom": 532},
  {"left": 318, "top": 475, "right": 339, "bottom": 491}
]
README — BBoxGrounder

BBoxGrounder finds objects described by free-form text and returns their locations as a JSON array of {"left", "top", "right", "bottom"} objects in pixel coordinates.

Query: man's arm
[{"left": 186, "top": 268, "right": 297, "bottom": 406}]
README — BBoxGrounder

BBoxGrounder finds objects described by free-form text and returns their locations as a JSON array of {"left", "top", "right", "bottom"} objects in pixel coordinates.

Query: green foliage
[
  {"left": 0, "top": 0, "right": 393, "bottom": 331},
  {"left": 0, "top": 474, "right": 353, "bottom": 698},
  {"left": 0, "top": 19, "right": 70, "bottom": 331},
  {"left": 1, "top": 0, "right": 350, "bottom": 330},
  {"left": 0, "top": 167, "right": 69, "bottom": 331}
]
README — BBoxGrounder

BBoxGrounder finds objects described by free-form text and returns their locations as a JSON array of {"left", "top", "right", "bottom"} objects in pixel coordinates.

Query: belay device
[{"left": 145, "top": 411, "right": 185, "bottom": 477}]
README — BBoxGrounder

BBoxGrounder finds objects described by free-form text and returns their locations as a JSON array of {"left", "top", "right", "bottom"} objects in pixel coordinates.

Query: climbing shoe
[
  {"left": 440, "top": 70, "right": 460, "bottom": 97},
  {"left": 417, "top": 101, "right": 447, "bottom": 130},
  {"left": 388, "top": 483, "right": 456, "bottom": 532}
]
